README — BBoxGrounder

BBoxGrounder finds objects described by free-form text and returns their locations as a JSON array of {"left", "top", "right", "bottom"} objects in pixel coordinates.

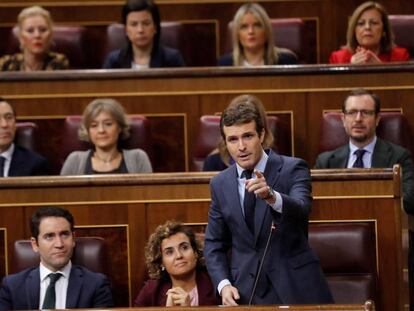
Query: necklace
[
  {"left": 23, "top": 61, "right": 42, "bottom": 71},
  {"left": 93, "top": 151, "right": 119, "bottom": 164}
]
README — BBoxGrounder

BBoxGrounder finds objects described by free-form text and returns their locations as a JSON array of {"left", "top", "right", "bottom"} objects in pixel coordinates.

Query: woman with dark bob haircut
[
  {"left": 103, "top": 0, "right": 185, "bottom": 69},
  {"left": 134, "top": 221, "right": 218, "bottom": 307},
  {"left": 329, "top": 1, "right": 409, "bottom": 64}
]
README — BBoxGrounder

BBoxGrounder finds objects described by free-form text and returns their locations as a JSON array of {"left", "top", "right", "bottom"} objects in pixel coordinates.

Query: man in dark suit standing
[
  {"left": 0, "top": 206, "right": 113, "bottom": 310},
  {"left": 204, "top": 95, "right": 333, "bottom": 306},
  {"left": 0, "top": 98, "right": 49, "bottom": 176},
  {"left": 315, "top": 88, "right": 414, "bottom": 214}
]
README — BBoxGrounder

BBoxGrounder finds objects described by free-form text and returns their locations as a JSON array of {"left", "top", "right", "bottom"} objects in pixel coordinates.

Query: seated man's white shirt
[{"left": 39, "top": 261, "right": 71, "bottom": 309}]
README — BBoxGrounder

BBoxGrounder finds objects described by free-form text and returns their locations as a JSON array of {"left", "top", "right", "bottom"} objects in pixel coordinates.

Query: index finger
[{"left": 254, "top": 170, "right": 263, "bottom": 178}]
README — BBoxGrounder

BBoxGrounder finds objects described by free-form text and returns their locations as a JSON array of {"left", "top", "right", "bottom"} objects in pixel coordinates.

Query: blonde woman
[
  {"left": 0, "top": 6, "right": 69, "bottom": 71},
  {"left": 219, "top": 2, "right": 297, "bottom": 66}
]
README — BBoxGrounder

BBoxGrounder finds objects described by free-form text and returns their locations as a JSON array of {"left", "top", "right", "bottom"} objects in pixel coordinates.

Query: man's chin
[{"left": 350, "top": 134, "right": 368, "bottom": 143}]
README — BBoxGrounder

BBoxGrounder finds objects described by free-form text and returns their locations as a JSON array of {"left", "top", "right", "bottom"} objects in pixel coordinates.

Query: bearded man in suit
[{"left": 315, "top": 88, "right": 414, "bottom": 215}]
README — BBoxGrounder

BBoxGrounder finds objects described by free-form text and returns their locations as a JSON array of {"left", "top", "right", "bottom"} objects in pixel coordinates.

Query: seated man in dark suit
[
  {"left": 315, "top": 88, "right": 414, "bottom": 308},
  {"left": 315, "top": 88, "right": 414, "bottom": 215},
  {"left": 0, "top": 206, "right": 114, "bottom": 310},
  {"left": 0, "top": 98, "right": 49, "bottom": 176}
]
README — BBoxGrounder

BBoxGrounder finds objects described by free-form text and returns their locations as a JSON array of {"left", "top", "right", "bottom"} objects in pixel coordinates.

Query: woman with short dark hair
[{"left": 103, "top": 0, "right": 185, "bottom": 69}]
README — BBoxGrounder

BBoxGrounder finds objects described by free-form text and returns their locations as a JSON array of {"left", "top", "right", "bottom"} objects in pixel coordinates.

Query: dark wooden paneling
[
  {"left": 0, "top": 168, "right": 407, "bottom": 310},
  {"left": 76, "top": 225, "right": 129, "bottom": 307}
]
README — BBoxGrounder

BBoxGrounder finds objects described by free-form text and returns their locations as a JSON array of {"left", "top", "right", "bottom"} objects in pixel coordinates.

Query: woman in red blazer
[
  {"left": 134, "top": 221, "right": 218, "bottom": 307},
  {"left": 329, "top": 1, "right": 409, "bottom": 64}
]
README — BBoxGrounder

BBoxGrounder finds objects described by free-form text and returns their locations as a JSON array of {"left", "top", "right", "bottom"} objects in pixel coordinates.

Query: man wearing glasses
[{"left": 315, "top": 88, "right": 414, "bottom": 214}]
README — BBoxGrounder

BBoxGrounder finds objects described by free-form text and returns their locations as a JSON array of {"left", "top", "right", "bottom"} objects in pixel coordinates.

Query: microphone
[{"left": 248, "top": 221, "right": 276, "bottom": 305}]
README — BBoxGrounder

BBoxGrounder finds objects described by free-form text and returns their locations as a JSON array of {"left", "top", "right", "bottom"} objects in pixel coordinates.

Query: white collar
[
  {"left": 236, "top": 149, "right": 268, "bottom": 178},
  {"left": 40, "top": 260, "right": 72, "bottom": 282},
  {"left": 349, "top": 136, "right": 377, "bottom": 155},
  {"left": 0, "top": 143, "right": 14, "bottom": 162}
]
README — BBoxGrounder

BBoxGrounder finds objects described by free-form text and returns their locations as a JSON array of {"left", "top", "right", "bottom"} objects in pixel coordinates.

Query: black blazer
[
  {"left": 103, "top": 45, "right": 185, "bottom": 69},
  {"left": 315, "top": 138, "right": 414, "bottom": 214},
  {"left": 9, "top": 146, "right": 49, "bottom": 176}
]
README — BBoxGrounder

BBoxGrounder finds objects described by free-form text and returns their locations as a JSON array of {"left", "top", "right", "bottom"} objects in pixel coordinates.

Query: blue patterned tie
[{"left": 353, "top": 149, "right": 366, "bottom": 168}]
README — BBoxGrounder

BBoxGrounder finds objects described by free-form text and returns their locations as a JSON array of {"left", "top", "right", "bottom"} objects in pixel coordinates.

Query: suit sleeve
[
  {"left": 92, "top": 274, "right": 114, "bottom": 308},
  {"left": 31, "top": 156, "right": 50, "bottom": 176},
  {"left": 133, "top": 282, "right": 152, "bottom": 307},
  {"left": 400, "top": 150, "right": 414, "bottom": 215},
  {"left": 204, "top": 179, "right": 233, "bottom": 289},
  {"left": 278, "top": 158, "right": 312, "bottom": 224},
  {"left": 0, "top": 277, "right": 13, "bottom": 311},
  {"left": 60, "top": 152, "right": 81, "bottom": 175}
]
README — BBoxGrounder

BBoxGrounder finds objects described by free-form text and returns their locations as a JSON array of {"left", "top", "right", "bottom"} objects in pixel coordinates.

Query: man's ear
[
  {"left": 341, "top": 113, "right": 346, "bottom": 127},
  {"left": 72, "top": 231, "right": 76, "bottom": 247},
  {"left": 31, "top": 237, "right": 39, "bottom": 253},
  {"left": 260, "top": 129, "right": 265, "bottom": 144},
  {"left": 375, "top": 114, "right": 381, "bottom": 127}
]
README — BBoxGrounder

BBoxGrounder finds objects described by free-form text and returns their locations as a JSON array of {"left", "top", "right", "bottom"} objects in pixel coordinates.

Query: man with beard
[
  {"left": 315, "top": 88, "right": 414, "bottom": 214},
  {"left": 315, "top": 88, "right": 414, "bottom": 309}
]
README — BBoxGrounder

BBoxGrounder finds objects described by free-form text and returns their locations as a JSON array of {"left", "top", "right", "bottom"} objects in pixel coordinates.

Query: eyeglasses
[{"left": 343, "top": 109, "right": 376, "bottom": 118}]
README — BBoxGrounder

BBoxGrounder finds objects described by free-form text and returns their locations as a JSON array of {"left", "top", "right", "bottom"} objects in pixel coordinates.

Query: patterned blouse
[{"left": 0, "top": 52, "right": 69, "bottom": 71}]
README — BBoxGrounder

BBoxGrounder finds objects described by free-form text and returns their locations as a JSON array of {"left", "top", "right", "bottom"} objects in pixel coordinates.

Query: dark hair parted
[
  {"left": 342, "top": 88, "right": 381, "bottom": 114},
  {"left": 145, "top": 221, "right": 204, "bottom": 279},
  {"left": 119, "top": 0, "right": 161, "bottom": 68},
  {"left": 220, "top": 94, "right": 265, "bottom": 141},
  {"left": 30, "top": 206, "right": 74, "bottom": 240},
  {"left": 346, "top": 1, "right": 394, "bottom": 53}
]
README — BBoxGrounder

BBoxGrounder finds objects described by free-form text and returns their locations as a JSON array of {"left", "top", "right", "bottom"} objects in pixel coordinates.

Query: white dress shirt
[
  {"left": 39, "top": 261, "right": 72, "bottom": 309},
  {"left": 0, "top": 143, "right": 14, "bottom": 177},
  {"left": 347, "top": 136, "right": 377, "bottom": 168}
]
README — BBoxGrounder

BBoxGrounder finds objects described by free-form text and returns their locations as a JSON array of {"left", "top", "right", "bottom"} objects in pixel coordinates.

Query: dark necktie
[
  {"left": 242, "top": 169, "right": 255, "bottom": 233},
  {"left": 0, "top": 156, "right": 5, "bottom": 177},
  {"left": 42, "top": 273, "right": 62, "bottom": 310},
  {"left": 353, "top": 149, "right": 366, "bottom": 168}
]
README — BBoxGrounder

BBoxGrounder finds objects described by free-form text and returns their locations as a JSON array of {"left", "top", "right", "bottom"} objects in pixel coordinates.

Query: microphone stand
[{"left": 248, "top": 221, "right": 276, "bottom": 305}]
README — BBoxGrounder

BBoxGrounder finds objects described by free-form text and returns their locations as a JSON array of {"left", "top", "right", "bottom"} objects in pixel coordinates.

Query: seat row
[
  {"left": 1, "top": 15, "right": 413, "bottom": 68},
  {"left": 14, "top": 111, "right": 413, "bottom": 174},
  {"left": 11, "top": 222, "right": 377, "bottom": 305}
]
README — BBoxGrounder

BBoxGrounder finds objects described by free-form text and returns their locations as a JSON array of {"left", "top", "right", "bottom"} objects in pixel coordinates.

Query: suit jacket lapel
[
  {"left": 8, "top": 147, "right": 21, "bottom": 176},
  {"left": 26, "top": 268, "right": 40, "bottom": 309},
  {"left": 330, "top": 145, "right": 349, "bottom": 168},
  {"left": 66, "top": 266, "right": 82, "bottom": 308},
  {"left": 254, "top": 151, "right": 282, "bottom": 244},
  {"left": 372, "top": 138, "right": 390, "bottom": 167}
]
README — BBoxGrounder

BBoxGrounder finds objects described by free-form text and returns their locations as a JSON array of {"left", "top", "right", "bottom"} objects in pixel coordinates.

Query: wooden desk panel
[
  {"left": 0, "top": 168, "right": 407, "bottom": 310},
  {"left": 1, "top": 64, "right": 414, "bottom": 171}
]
